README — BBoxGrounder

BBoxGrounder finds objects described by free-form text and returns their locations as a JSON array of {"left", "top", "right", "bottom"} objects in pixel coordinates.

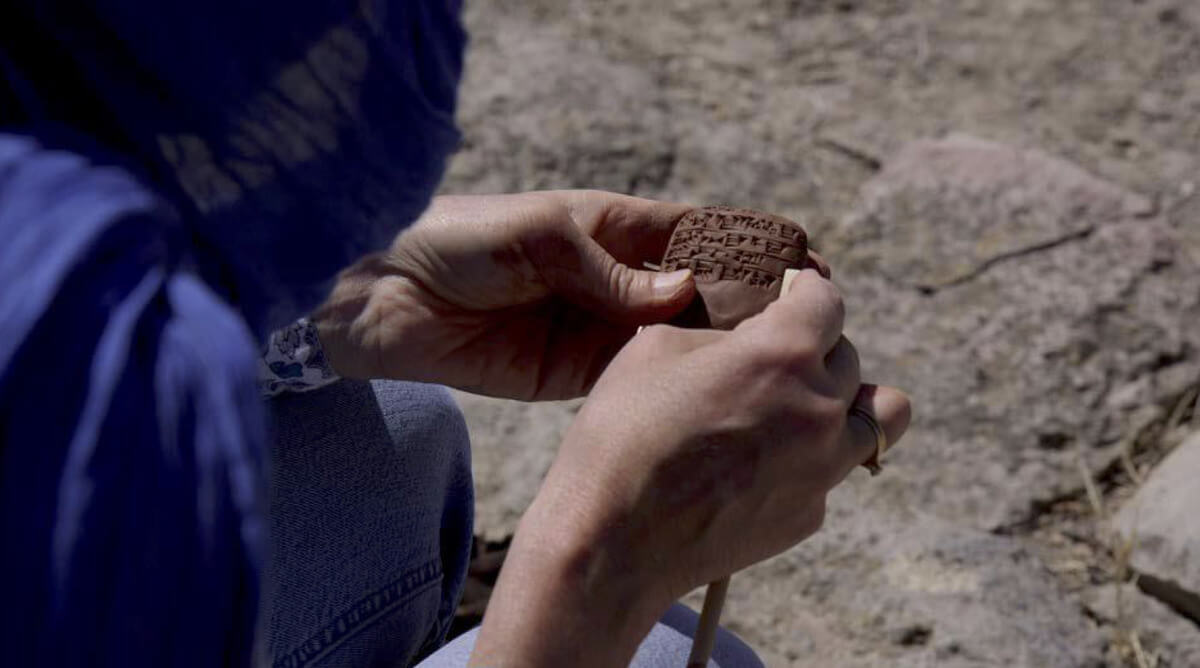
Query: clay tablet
[{"left": 661, "top": 206, "right": 809, "bottom": 329}]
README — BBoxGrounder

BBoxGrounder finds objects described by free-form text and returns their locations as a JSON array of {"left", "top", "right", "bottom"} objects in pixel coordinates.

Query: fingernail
[
  {"left": 782, "top": 268, "right": 803, "bottom": 294},
  {"left": 652, "top": 269, "right": 692, "bottom": 298}
]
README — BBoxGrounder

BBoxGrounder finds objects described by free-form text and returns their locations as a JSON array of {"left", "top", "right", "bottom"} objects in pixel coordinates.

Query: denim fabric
[
  {"left": 417, "top": 603, "right": 764, "bottom": 668},
  {"left": 265, "top": 379, "right": 763, "bottom": 668},
  {"left": 263, "top": 380, "right": 473, "bottom": 668}
]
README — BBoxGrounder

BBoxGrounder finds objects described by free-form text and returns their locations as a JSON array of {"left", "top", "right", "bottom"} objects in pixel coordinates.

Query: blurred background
[{"left": 442, "top": 2, "right": 1200, "bottom": 665}]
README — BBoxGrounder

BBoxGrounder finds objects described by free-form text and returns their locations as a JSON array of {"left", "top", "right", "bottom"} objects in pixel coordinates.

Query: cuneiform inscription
[{"left": 661, "top": 207, "right": 807, "bottom": 284}]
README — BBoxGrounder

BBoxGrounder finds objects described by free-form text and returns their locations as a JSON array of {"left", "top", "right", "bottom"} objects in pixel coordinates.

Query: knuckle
[
  {"left": 831, "top": 391, "right": 855, "bottom": 419},
  {"left": 793, "top": 269, "right": 839, "bottom": 298},
  {"left": 811, "top": 395, "right": 850, "bottom": 438},
  {"left": 744, "top": 326, "right": 824, "bottom": 369},
  {"left": 787, "top": 268, "right": 822, "bottom": 293},
  {"left": 605, "top": 259, "right": 633, "bottom": 301},
  {"left": 828, "top": 285, "right": 846, "bottom": 321},
  {"left": 795, "top": 275, "right": 844, "bottom": 323},
  {"left": 634, "top": 324, "right": 675, "bottom": 354},
  {"left": 792, "top": 334, "right": 828, "bottom": 365}
]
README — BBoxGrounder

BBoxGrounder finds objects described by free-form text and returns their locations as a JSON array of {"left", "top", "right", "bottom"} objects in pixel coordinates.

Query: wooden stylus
[
  {"left": 685, "top": 269, "right": 802, "bottom": 667},
  {"left": 686, "top": 576, "right": 730, "bottom": 667}
]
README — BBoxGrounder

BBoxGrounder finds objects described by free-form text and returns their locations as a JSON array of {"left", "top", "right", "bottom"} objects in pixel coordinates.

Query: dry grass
[
  {"left": 1074, "top": 444, "right": 1155, "bottom": 667},
  {"left": 1072, "top": 385, "right": 1200, "bottom": 667},
  {"left": 1018, "top": 385, "right": 1198, "bottom": 666}
]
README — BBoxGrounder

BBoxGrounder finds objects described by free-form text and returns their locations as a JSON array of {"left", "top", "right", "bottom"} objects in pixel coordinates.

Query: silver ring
[{"left": 848, "top": 405, "right": 887, "bottom": 476}]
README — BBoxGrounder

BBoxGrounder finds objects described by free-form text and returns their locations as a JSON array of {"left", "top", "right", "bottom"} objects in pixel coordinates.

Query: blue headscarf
[{"left": 0, "top": 2, "right": 466, "bottom": 665}]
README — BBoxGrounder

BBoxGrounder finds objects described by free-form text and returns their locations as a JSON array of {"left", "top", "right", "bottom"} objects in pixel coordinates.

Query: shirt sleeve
[{"left": 259, "top": 318, "right": 341, "bottom": 397}]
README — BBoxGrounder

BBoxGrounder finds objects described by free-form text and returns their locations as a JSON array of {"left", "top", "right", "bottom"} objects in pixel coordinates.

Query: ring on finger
[{"left": 848, "top": 405, "right": 888, "bottom": 476}]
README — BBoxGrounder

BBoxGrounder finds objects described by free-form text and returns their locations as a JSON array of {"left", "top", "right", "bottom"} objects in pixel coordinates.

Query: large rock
[
  {"left": 830, "top": 135, "right": 1200, "bottom": 529},
  {"left": 712, "top": 485, "right": 1107, "bottom": 667},
  {"left": 447, "top": 133, "right": 1200, "bottom": 665},
  {"left": 442, "top": 2, "right": 1200, "bottom": 660},
  {"left": 1083, "top": 582, "right": 1200, "bottom": 667},
  {"left": 1113, "top": 430, "right": 1200, "bottom": 623},
  {"left": 440, "top": 11, "right": 674, "bottom": 195}
]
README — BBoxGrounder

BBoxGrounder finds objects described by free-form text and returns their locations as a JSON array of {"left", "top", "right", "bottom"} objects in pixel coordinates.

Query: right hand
[{"left": 471, "top": 268, "right": 912, "bottom": 667}]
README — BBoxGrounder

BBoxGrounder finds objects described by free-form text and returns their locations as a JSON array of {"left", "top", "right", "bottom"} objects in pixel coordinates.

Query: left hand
[{"left": 314, "top": 190, "right": 707, "bottom": 400}]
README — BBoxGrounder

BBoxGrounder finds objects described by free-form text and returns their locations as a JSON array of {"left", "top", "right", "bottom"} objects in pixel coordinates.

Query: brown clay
[{"left": 660, "top": 206, "right": 809, "bottom": 330}]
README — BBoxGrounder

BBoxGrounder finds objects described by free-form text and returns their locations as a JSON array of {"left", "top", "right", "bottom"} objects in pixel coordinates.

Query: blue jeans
[{"left": 263, "top": 380, "right": 762, "bottom": 667}]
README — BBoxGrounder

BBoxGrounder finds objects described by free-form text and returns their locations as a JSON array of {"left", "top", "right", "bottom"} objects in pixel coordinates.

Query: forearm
[{"left": 468, "top": 489, "right": 670, "bottom": 667}]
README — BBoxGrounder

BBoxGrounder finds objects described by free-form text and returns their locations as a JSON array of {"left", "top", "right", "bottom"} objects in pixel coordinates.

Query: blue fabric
[
  {"left": 417, "top": 605, "right": 764, "bottom": 668},
  {"left": 0, "top": 2, "right": 466, "bottom": 666},
  {"left": 1, "top": 0, "right": 465, "bottom": 337},
  {"left": 264, "top": 379, "right": 473, "bottom": 668}
]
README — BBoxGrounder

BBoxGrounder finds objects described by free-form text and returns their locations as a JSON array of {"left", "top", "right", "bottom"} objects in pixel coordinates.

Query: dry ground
[{"left": 442, "top": 2, "right": 1200, "bottom": 665}]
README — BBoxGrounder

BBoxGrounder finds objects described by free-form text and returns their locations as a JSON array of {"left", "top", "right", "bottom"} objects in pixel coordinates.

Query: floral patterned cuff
[{"left": 259, "top": 318, "right": 340, "bottom": 397}]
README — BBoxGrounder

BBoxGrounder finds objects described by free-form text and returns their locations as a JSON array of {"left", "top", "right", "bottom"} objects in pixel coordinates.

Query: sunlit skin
[
  {"left": 313, "top": 190, "right": 911, "bottom": 667},
  {"left": 316, "top": 191, "right": 701, "bottom": 399}
]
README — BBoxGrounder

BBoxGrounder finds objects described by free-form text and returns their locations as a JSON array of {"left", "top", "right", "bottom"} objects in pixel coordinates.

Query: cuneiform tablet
[{"left": 661, "top": 206, "right": 809, "bottom": 330}]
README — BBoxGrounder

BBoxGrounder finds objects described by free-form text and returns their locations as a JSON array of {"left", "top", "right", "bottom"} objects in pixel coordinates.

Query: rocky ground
[{"left": 440, "top": 1, "right": 1200, "bottom": 665}]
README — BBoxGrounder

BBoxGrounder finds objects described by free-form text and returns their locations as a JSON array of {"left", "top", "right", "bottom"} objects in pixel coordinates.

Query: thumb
[{"left": 544, "top": 233, "right": 696, "bottom": 324}]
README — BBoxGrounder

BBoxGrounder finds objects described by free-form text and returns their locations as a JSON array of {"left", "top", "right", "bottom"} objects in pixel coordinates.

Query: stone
[
  {"left": 1083, "top": 583, "right": 1200, "bottom": 666},
  {"left": 444, "top": 2, "right": 1200, "bottom": 662},
  {"left": 438, "top": 14, "right": 673, "bottom": 195},
  {"left": 710, "top": 487, "right": 1108, "bottom": 667},
  {"left": 1113, "top": 430, "right": 1200, "bottom": 623},
  {"left": 830, "top": 135, "right": 1200, "bottom": 529}
]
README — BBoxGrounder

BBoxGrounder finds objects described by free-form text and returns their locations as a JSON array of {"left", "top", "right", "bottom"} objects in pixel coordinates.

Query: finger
[
  {"left": 835, "top": 384, "right": 913, "bottom": 480},
  {"left": 749, "top": 268, "right": 845, "bottom": 355},
  {"left": 540, "top": 226, "right": 698, "bottom": 324},
  {"left": 824, "top": 336, "right": 861, "bottom": 400},
  {"left": 806, "top": 250, "right": 832, "bottom": 279},
  {"left": 557, "top": 190, "right": 694, "bottom": 267}
]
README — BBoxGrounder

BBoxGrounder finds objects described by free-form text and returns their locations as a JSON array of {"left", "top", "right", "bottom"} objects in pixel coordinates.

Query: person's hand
[
  {"left": 313, "top": 190, "right": 706, "bottom": 399},
  {"left": 469, "top": 269, "right": 911, "bottom": 667}
]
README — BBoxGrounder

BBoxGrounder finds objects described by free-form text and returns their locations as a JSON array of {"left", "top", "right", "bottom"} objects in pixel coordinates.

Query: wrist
[
  {"left": 311, "top": 254, "right": 428, "bottom": 381},
  {"left": 470, "top": 486, "right": 672, "bottom": 666}
]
